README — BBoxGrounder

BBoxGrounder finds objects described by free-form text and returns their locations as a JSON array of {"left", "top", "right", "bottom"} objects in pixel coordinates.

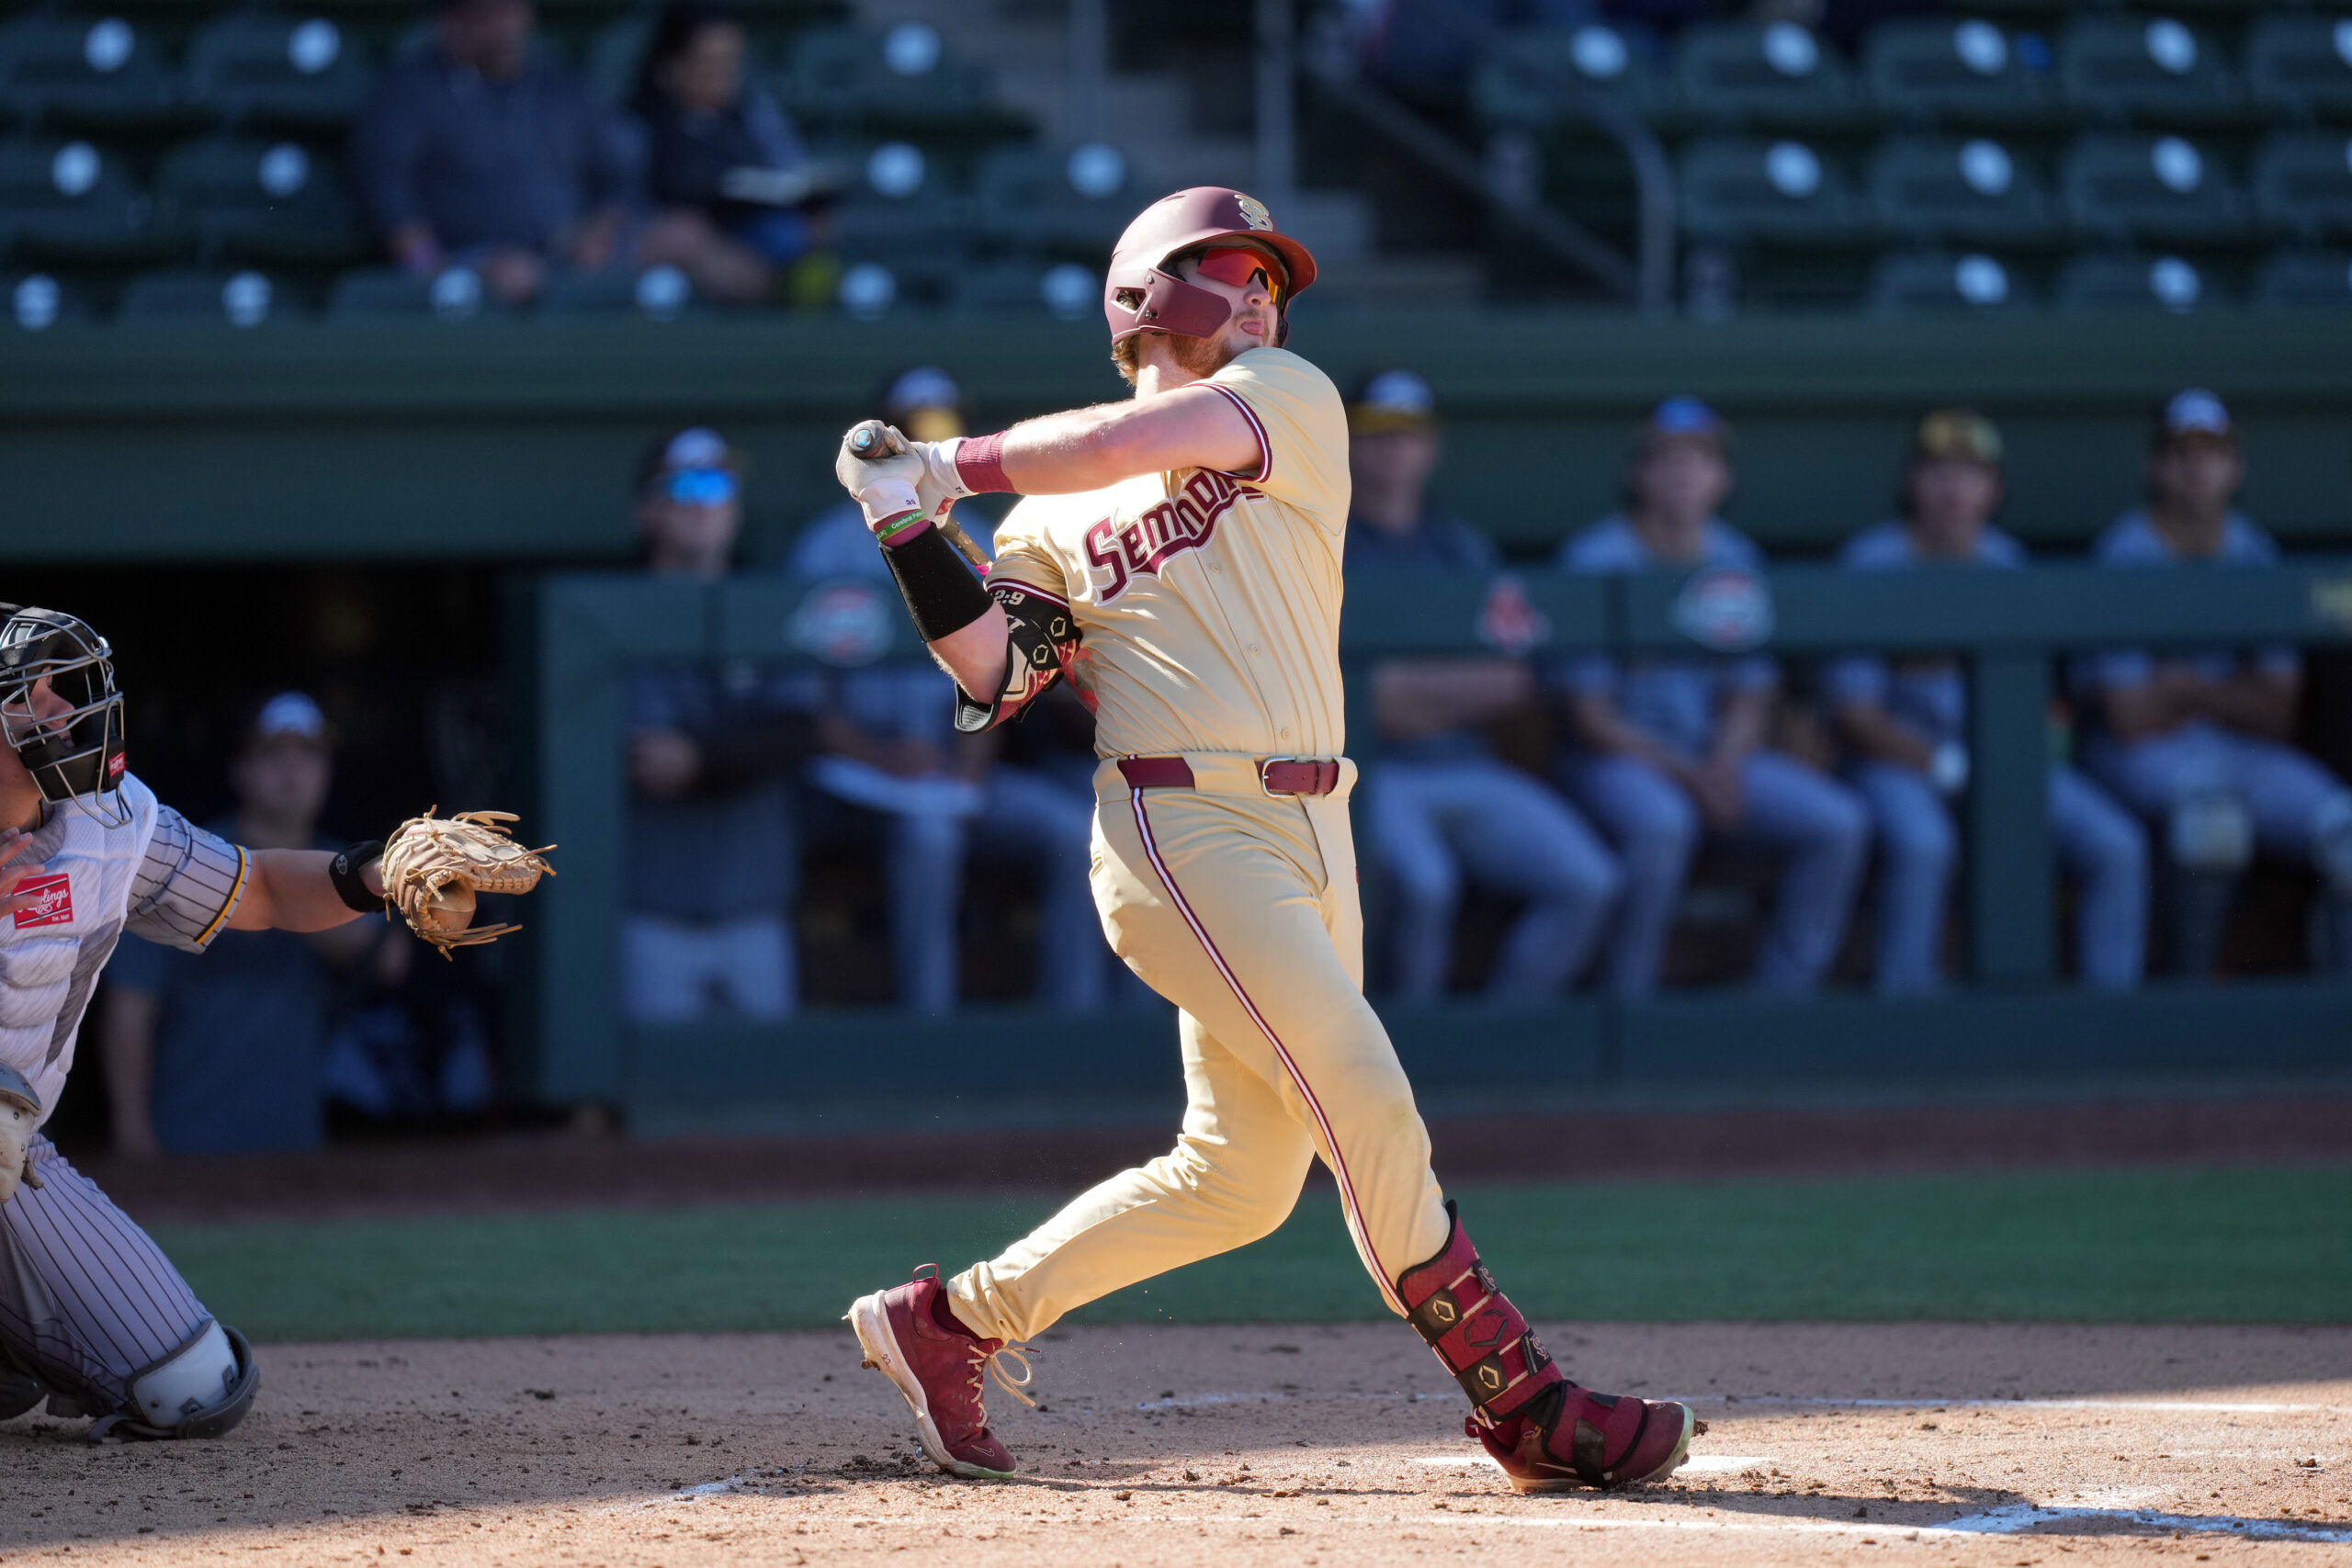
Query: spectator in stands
[
  {"left": 353, "top": 0, "right": 770, "bottom": 304},
  {"left": 102, "top": 694, "right": 387, "bottom": 1156},
  {"left": 1826, "top": 410, "right": 2148, "bottom": 993},
  {"left": 2077, "top": 390, "right": 2352, "bottom": 977},
  {"left": 1552, "top": 397, "right": 1869, "bottom": 996},
  {"left": 1346, "top": 369, "right": 1621, "bottom": 1002},
  {"left": 625, "top": 427, "right": 818, "bottom": 1021},
  {"left": 630, "top": 0, "right": 823, "bottom": 274},
  {"left": 792, "top": 367, "right": 1113, "bottom": 1013}
]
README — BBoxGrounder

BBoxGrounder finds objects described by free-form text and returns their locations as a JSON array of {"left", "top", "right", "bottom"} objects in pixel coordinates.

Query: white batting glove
[{"left": 834, "top": 422, "right": 929, "bottom": 545}]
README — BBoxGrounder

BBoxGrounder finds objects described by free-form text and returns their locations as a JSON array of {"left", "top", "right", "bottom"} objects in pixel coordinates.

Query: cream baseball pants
[{"left": 948, "top": 755, "right": 1453, "bottom": 1342}]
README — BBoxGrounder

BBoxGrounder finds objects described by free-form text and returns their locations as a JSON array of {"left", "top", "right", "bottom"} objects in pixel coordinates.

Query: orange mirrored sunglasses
[{"left": 1193, "top": 245, "right": 1286, "bottom": 306}]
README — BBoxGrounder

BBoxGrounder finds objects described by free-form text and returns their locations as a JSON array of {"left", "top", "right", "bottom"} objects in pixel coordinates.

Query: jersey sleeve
[
  {"left": 124, "top": 807, "right": 249, "bottom": 953},
  {"left": 1203, "top": 349, "right": 1350, "bottom": 528},
  {"left": 983, "top": 496, "right": 1074, "bottom": 601}
]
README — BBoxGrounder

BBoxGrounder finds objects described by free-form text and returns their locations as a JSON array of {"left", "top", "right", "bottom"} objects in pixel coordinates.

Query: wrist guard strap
[
  {"left": 329, "top": 840, "right": 385, "bottom": 914},
  {"left": 954, "top": 432, "right": 1014, "bottom": 493},
  {"left": 884, "top": 525, "right": 994, "bottom": 643}
]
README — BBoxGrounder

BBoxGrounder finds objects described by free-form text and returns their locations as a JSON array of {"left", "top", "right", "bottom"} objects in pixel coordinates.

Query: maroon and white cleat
[
  {"left": 1469, "top": 1383, "right": 1697, "bottom": 1493},
  {"left": 845, "top": 1266, "right": 1031, "bottom": 1480}
]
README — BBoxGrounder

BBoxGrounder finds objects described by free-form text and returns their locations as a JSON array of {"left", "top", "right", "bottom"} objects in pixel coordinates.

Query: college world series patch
[{"left": 12, "top": 873, "right": 72, "bottom": 930}]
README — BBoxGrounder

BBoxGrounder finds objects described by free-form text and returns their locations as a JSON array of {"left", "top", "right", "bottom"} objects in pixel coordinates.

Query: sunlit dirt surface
[{"left": 6, "top": 1323, "right": 2349, "bottom": 1565}]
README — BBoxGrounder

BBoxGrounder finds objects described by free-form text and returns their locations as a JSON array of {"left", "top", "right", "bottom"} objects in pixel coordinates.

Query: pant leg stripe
[{"left": 1128, "top": 793, "right": 1407, "bottom": 1315}]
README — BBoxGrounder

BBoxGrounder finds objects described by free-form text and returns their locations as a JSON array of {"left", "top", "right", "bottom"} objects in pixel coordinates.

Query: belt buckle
[{"left": 1258, "top": 755, "right": 1298, "bottom": 796}]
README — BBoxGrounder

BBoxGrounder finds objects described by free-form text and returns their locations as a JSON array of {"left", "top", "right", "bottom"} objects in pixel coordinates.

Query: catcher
[{"left": 0, "top": 604, "right": 550, "bottom": 1441}]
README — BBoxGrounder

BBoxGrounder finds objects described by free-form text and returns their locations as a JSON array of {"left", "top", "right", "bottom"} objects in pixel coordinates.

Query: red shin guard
[{"left": 1393, "top": 1201, "right": 1562, "bottom": 1426}]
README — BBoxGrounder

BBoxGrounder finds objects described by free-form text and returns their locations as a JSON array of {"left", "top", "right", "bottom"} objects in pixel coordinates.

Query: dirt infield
[{"left": 6, "top": 1322, "right": 2349, "bottom": 1566}]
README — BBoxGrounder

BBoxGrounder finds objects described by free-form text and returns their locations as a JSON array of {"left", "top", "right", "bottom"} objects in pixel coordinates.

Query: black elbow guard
[
  {"left": 880, "top": 525, "right": 994, "bottom": 644},
  {"left": 954, "top": 584, "right": 1077, "bottom": 733}
]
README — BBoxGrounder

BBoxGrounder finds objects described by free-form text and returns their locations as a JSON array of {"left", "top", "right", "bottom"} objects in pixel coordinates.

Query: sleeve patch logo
[{"left": 12, "top": 873, "right": 72, "bottom": 930}]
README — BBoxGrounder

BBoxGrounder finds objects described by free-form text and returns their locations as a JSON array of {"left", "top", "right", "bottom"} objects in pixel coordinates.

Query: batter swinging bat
[{"left": 849, "top": 424, "right": 994, "bottom": 575}]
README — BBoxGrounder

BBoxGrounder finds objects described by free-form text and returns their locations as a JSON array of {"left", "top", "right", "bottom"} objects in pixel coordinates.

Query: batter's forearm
[
  {"left": 989, "top": 386, "right": 1259, "bottom": 493},
  {"left": 929, "top": 607, "right": 1012, "bottom": 704}
]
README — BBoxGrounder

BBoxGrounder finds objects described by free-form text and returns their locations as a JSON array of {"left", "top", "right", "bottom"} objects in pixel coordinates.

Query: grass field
[{"left": 152, "top": 1165, "right": 2352, "bottom": 1341}]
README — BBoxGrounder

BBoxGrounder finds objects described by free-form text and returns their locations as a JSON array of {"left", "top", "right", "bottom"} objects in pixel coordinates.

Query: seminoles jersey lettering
[
  {"left": 1083, "top": 469, "right": 1245, "bottom": 603},
  {"left": 983, "top": 346, "right": 1352, "bottom": 760}
]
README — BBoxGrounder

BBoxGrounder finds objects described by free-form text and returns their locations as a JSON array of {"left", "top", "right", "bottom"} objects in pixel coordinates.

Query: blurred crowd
[
  {"left": 613, "top": 372, "right": 2352, "bottom": 1028},
  {"left": 353, "top": 0, "right": 823, "bottom": 306}
]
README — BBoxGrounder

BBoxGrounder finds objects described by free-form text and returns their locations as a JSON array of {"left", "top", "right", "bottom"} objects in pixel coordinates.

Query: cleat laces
[{"left": 967, "top": 1341, "right": 1037, "bottom": 1415}]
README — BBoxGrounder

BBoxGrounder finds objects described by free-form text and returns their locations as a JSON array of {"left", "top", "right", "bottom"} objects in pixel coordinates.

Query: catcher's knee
[{"left": 91, "top": 1320, "right": 259, "bottom": 1443}]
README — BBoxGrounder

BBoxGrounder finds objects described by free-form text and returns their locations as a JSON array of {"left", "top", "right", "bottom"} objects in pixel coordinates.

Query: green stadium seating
[
  {"left": 2062, "top": 131, "right": 2245, "bottom": 241},
  {"left": 1862, "top": 17, "right": 2056, "bottom": 128},
  {"left": 187, "top": 14, "right": 373, "bottom": 130},
  {"left": 536, "top": 263, "right": 701, "bottom": 320},
  {"left": 950, "top": 256, "right": 1097, "bottom": 318},
  {"left": 831, "top": 141, "right": 967, "bottom": 261},
  {"left": 155, "top": 136, "right": 365, "bottom": 264},
  {"left": 972, "top": 144, "right": 1129, "bottom": 253},
  {"left": 0, "top": 138, "right": 181, "bottom": 263},
  {"left": 1868, "top": 135, "right": 2058, "bottom": 244},
  {"left": 6, "top": 269, "right": 92, "bottom": 330},
  {"left": 328, "top": 264, "right": 508, "bottom": 320},
  {"left": 778, "top": 23, "right": 993, "bottom": 137},
  {"left": 2252, "top": 130, "right": 2352, "bottom": 239},
  {"left": 1678, "top": 136, "right": 1869, "bottom": 241},
  {"left": 118, "top": 266, "right": 295, "bottom": 325},
  {"left": 2057, "top": 15, "right": 2241, "bottom": 124},
  {"left": 2056, "top": 250, "right": 2214, "bottom": 311},
  {"left": 2254, "top": 247, "right": 2352, "bottom": 306},
  {"left": 1867, "top": 248, "right": 2030, "bottom": 311},
  {"left": 0, "top": 15, "right": 196, "bottom": 131},
  {"left": 1470, "top": 24, "right": 1662, "bottom": 130},
  {"left": 2246, "top": 15, "right": 2352, "bottom": 122},
  {"left": 1671, "top": 22, "right": 1862, "bottom": 130}
]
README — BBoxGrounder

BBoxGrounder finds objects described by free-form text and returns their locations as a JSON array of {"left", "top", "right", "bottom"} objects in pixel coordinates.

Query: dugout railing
[{"left": 527, "top": 563, "right": 2352, "bottom": 1129}]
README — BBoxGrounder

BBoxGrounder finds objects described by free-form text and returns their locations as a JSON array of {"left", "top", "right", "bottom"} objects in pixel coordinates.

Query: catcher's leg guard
[
  {"left": 1396, "top": 1202, "right": 1696, "bottom": 1492},
  {"left": 87, "top": 1320, "right": 258, "bottom": 1443}
]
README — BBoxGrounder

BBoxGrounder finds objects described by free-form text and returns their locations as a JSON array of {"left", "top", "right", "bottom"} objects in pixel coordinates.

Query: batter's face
[{"left": 1172, "top": 249, "right": 1284, "bottom": 364}]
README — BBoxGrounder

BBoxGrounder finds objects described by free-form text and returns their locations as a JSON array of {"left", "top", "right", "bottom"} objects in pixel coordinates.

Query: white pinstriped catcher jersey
[
  {"left": 0, "top": 773, "right": 248, "bottom": 1125},
  {"left": 986, "top": 346, "right": 1352, "bottom": 761}
]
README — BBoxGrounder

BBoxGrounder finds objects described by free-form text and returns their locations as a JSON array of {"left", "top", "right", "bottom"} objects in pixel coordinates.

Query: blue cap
[
  {"left": 2159, "top": 388, "right": 2232, "bottom": 440},
  {"left": 251, "top": 691, "right": 327, "bottom": 745},
  {"left": 1650, "top": 396, "right": 1722, "bottom": 436}
]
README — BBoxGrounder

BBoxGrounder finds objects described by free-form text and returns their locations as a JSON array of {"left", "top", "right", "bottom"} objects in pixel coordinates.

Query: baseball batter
[
  {"left": 836, "top": 187, "right": 1697, "bottom": 1493},
  {"left": 0, "top": 605, "right": 548, "bottom": 1441}
]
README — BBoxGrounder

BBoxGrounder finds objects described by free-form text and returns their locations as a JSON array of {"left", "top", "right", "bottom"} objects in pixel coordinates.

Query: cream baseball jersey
[
  {"left": 0, "top": 773, "right": 249, "bottom": 1124},
  {"left": 978, "top": 346, "right": 1352, "bottom": 759}
]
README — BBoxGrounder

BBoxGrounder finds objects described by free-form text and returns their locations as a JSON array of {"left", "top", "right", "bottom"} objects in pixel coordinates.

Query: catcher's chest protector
[{"left": 0, "top": 774, "right": 158, "bottom": 1122}]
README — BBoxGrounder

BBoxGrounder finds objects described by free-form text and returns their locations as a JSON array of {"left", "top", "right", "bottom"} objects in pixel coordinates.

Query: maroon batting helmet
[{"left": 1103, "top": 186, "right": 1319, "bottom": 346}]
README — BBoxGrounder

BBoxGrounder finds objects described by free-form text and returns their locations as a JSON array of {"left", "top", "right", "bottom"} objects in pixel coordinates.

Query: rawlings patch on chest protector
[
  {"left": 11, "top": 874, "right": 71, "bottom": 931},
  {"left": 1083, "top": 470, "right": 1245, "bottom": 604}
]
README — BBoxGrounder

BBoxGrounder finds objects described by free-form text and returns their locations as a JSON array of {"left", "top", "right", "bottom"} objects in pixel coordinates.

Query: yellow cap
[{"left": 1914, "top": 408, "right": 2002, "bottom": 466}]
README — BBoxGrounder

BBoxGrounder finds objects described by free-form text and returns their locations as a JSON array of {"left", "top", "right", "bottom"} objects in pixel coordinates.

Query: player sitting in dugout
[
  {"left": 1342, "top": 367, "right": 1622, "bottom": 1003},
  {"left": 824, "top": 186, "right": 1700, "bottom": 1494},
  {"left": 0, "top": 606, "right": 548, "bottom": 1442},
  {"left": 1549, "top": 400, "right": 1871, "bottom": 998},
  {"left": 2072, "top": 389, "right": 2352, "bottom": 978}
]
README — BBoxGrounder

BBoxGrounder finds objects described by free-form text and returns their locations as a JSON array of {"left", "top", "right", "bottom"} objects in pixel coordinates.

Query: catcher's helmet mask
[
  {"left": 1103, "top": 186, "right": 1318, "bottom": 351},
  {"left": 0, "top": 605, "right": 130, "bottom": 828}
]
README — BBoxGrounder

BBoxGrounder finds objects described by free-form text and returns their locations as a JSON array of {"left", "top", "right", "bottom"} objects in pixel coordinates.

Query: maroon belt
[{"left": 1117, "top": 756, "right": 1342, "bottom": 796}]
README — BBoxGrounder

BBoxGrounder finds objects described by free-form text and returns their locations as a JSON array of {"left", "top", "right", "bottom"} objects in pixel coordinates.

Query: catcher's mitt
[{"left": 379, "top": 809, "right": 556, "bottom": 957}]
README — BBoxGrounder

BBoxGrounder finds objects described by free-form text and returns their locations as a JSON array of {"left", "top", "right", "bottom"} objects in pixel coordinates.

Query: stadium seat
[
  {"left": 2055, "top": 250, "right": 2214, "bottom": 312},
  {"left": 2253, "top": 247, "right": 2352, "bottom": 307},
  {"left": 779, "top": 23, "right": 992, "bottom": 135},
  {"left": 1677, "top": 136, "right": 1869, "bottom": 241},
  {"left": 117, "top": 267, "right": 295, "bottom": 326},
  {"left": 1471, "top": 24, "right": 1662, "bottom": 130},
  {"left": 0, "top": 15, "right": 194, "bottom": 131},
  {"left": 1868, "top": 136, "right": 2058, "bottom": 244},
  {"left": 2252, "top": 131, "right": 2352, "bottom": 240},
  {"left": 831, "top": 140, "right": 968, "bottom": 261},
  {"left": 1671, "top": 22, "right": 1862, "bottom": 129},
  {"left": 187, "top": 15, "right": 373, "bottom": 130},
  {"left": 2061, "top": 132, "right": 2244, "bottom": 241},
  {"left": 950, "top": 256, "right": 1099, "bottom": 319},
  {"left": 2057, "top": 15, "right": 2240, "bottom": 124},
  {"left": 328, "top": 265, "right": 510, "bottom": 321},
  {"left": 973, "top": 143, "right": 1130, "bottom": 252},
  {"left": 2247, "top": 15, "right": 2352, "bottom": 122},
  {"left": 0, "top": 138, "right": 181, "bottom": 263},
  {"left": 1861, "top": 17, "right": 2055, "bottom": 127},
  {"left": 1867, "top": 249, "right": 2031, "bottom": 312},
  {"left": 155, "top": 137, "right": 365, "bottom": 265},
  {"left": 537, "top": 264, "right": 701, "bottom": 321},
  {"left": 4, "top": 269, "right": 92, "bottom": 330}
]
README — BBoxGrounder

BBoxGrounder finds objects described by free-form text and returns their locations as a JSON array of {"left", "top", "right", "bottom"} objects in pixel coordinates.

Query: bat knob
[{"left": 850, "top": 428, "right": 878, "bottom": 455}]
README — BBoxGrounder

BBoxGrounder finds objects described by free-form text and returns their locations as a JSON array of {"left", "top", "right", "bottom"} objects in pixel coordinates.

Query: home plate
[{"left": 1415, "top": 1455, "right": 1767, "bottom": 1472}]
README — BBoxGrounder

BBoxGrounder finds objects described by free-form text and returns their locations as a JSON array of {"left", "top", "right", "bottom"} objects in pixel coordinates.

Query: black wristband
[
  {"left": 329, "top": 840, "right": 385, "bottom": 914},
  {"left": 881, "top": 525, "right": 994, "bottom": 643}
]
